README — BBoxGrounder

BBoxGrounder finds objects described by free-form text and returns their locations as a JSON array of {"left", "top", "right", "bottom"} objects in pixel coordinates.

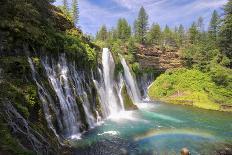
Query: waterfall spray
[{"left": 120, "top": 58, "right": 142, "bottom": 103}]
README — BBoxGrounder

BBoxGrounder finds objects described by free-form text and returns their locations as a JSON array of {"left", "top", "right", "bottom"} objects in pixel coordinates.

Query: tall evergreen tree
[
  {"left": 189, "top": 22, "right": 199, "bottom": 44},
  {"left": 163, "top": 25, "right": 175, "bottom": 46},
  {"left": 177, "top": 24, "right": 185, "bottom": 46},
  {"left": 209, "top": 10, "right": 220, "bottom": 41},
  {"left": 96, "top": 25, "right": 108, "bottom": 41},
  {"left": 134, "top": 6, "right": 148, "bottom": 44},
  {"left": 147, "top": 23, "right": 162, "bottom": 45},
  {"left": 72, "top": 0, "right": 79, "bottom": 26},
  {"left": 219, "top": 0, "right": 232, "bottom": 66},
  {"left": 117, "top": 18, "right": 131, "bottom": 40}
]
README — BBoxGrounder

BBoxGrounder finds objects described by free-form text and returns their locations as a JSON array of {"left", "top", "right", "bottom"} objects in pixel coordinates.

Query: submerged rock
[{"left": 181, "top": 148, "right": 190, "bottom": 155}]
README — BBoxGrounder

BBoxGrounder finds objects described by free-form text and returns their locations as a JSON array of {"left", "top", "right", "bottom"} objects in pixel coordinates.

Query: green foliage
[
  {"left": 147, "top": 23, "right": 162, "bottom": 45},
  {"left": 131, "top": 62, "right": 140, "bottom": 75},
  {"left": 188, "top": 22, "right": 199, "bottom": 44},
  {"left": 177, "top": 24, "right": 185, "bottom": 46},
  {"left": 111, "top": 39, "right": 124, "bottom": 54},
  {"left": 219, "top": 0, "right": 232, "bottom": 67},
  {"left": 181, "top": 38, "right": 219, "bottom": 71},
  {"left": 209, "top": 10, "right": 220, "bottom": 42},
  {"left": 128, "top": 38, "right": 138, "bottom": 55},
  {"left": 209, "top": 62, "right": 232, "bottom": 88},
  {"left": 64, "top": 29, "right": 97, "bottom": 68},
  {"left": 121, "top": 85, "right": 137, "bottom": 110},
  {"left": 163, "top": 25, "right": 176, "bottom": 47},
  {"left": 148, "top": 68, "right": 232, "bottom": 111},
  {"left": 58, "top": 6, "right": 73, "bottom": 22},
  {"left": 134, "top": 6, "right": 148, "bottom": 44},
  {"left": 0, "top": 57, "right": 42, "bottom": 119},
  {"left": 96, "top": 25, "right": 108, "bottom": 41},
  {"left": 116, "top": 18, "right": 131, "bottom": 41}
]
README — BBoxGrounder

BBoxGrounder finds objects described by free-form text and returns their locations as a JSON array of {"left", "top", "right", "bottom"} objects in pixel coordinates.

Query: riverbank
[{"left": 148, "top": 68, "right": 232, "bottom": 112}]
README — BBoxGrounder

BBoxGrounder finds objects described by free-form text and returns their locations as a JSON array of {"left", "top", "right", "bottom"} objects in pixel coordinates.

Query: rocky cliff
[
  {"left": 136, "top": 46, "right": 183, "bottom": 71},
  {"left": 0, "top": 0, "right": 100, "bottom": 154}
]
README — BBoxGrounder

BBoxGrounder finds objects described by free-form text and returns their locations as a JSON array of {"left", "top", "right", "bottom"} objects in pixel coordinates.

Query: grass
[{"left": 148, "top": 68, "right": 232, "bottom": 111}]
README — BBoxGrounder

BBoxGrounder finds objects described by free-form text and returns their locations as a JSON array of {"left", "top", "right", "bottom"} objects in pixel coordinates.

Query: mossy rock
[{"left": 121, "top": 85, "right": 138, "bottom": 110}]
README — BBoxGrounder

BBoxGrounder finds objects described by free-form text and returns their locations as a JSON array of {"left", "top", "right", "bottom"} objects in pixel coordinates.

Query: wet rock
[{"left": 181, "top": 148, "right": 190, "bottom": 155}]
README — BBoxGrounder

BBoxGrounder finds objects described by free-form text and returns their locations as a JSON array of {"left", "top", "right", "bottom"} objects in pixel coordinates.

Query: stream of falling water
[
  {"left": 28, "top": 48, "right": 143, "bottom": 140},
  {"left": 121, "top": 57, "right": 142, "bottom": 103}
]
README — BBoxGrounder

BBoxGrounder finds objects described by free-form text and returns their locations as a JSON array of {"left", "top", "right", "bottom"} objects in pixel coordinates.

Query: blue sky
[{"left": 53, "top": 0, "right": 228, "bottom": 35}]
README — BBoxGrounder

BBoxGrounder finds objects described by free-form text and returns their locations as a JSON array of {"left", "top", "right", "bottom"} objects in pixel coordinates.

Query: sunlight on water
[{"left": 97, "top": 131, "right": 119, "bottom": 136}]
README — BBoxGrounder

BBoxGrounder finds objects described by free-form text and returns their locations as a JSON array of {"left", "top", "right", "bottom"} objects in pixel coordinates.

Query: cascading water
[
  {"left": 28, "top": 58, "right": 62, "bottom": 142},
  {"left": 29, "top": 55, "right": 101, "bottom": 140},
  {"left": 121, "top": 58, "right": 142, "bottom": 103},
  {"left": 93, "top": 48, "right": 125, "bottom": 117},
  {"left": 69, "top": 64, "right": 96, "bottom": 128},
  {"left": 42, "top": 56, "right": 81, "bottom": 139},
  {"left": 28, "top": 48, "right": 144, "bottom": 141},
  {"left": 137, "top": 73, "right": 154, "bottom": 100}
]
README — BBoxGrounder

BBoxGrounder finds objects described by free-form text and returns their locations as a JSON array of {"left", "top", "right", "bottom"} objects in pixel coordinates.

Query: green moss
[
  {"left": 148, "top": 68, "right": 232, "bottom": 111},
  {"left": 64, "top": 29, "right": 97, "bottom": 68},
  {"left": 121, "top": 85, "right": 138, "bottom": 110}
]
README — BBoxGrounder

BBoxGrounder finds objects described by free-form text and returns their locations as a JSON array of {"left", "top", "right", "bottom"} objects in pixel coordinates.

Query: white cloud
[{"left": 54, "top": 0, "right": 227, "bottom": 33}]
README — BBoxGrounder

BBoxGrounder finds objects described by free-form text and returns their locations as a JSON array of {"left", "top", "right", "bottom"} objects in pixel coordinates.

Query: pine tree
[
  {"left": 128, "top": 37, "right": 137, "bottom": 55},
  {"left": 177, "top": 24, "right": 185, "bottom": 46},
  {"left": 72, "top": 0, "right": 79, "bottom": 26},
  {"left": 189, "top": 22, "right": 199, "bottom": 44},
  {"left": 219, "top": 0, "right": 232, "bottom": 66},
  {"left": 96, "top": 25, "right": 108, "bottom": 41},
  {"left": 147, "top": 23, "right": 162, "bottom": 45},
  {"left": 209, "top": 10, "right": 219, "bottom": 41},
  {"left": 117, "top": 18, "right": 131, "bottom": 40},
  {"left": 163, "top": 25, "right": 175, "bottom": 46},
  {"left": 134, "top": 6, "right": 148, "bottom": 44}
]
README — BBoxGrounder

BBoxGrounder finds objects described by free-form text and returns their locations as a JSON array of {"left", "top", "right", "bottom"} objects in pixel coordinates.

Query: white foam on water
[
  {"left": 70, "top": 134, "right": 82, "bottom": 140},
  {"left": 98, "top": 131, "right": 119, "bottom": 136}
]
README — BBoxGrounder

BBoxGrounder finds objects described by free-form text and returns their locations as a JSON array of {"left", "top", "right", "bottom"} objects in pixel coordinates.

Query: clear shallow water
[{"left": 72, "top": 102, "right": 232, "bottom": 155}]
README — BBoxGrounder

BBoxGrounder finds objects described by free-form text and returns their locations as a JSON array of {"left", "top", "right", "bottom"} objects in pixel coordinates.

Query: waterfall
[
  {"left": 28, "top": 48, "right": 143, "bottom": 141},
  {"left": 29, "top": 55, "right": 100, "bottom": 140},
  {"left": 121, "top": 58, "right": 142, "bottom": 103},
  {"left": 93, "top": 48, "right": 124, "bottom": 117},
  {"left": 69, "top": 64, "right": 96, "bottom": 128},
  {"left": 137, "top": 73, "right": 154, "bottom": 100},
  {"left": 42, "top": 56, "right": 81, "bottom": 139},
  {"left": 28, "top": 58, "right": 62, "bottom": 143}
]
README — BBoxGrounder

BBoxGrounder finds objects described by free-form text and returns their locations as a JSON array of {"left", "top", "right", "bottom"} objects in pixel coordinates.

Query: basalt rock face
[{"left": 136, "top": 46, "right": 183, "bottom": 71}]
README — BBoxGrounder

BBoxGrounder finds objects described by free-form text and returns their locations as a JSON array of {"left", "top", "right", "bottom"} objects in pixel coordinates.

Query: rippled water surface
[{"left": 72, "top": 102, "right": 232, "bottom": 155}]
